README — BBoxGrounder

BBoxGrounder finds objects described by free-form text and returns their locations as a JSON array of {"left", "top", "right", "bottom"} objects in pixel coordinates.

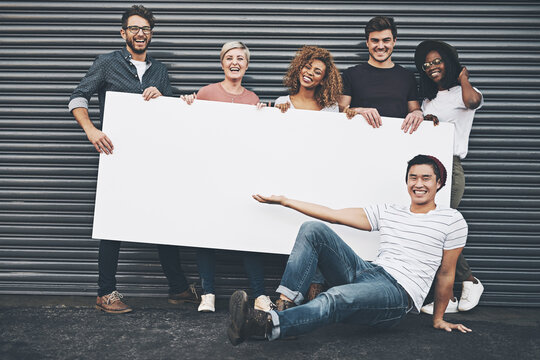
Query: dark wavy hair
[
  {"left": 122, "top": 5, "right": 155, "bottom": 29},
  {"left": 283, "top": 46, "right": 342, "bottom": 109},
  {"left": 419, "top": 49, "right": 461, "bottom": 101},
  {"left": 406, "top": 154, "right": 447, "bottom": 191},
  {"left": 365, "top": 16, "right": 397, "bottom": 40}
]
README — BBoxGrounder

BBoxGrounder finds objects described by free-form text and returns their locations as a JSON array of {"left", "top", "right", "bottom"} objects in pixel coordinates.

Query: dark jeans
[
  {"left": 196, "top": 248, "right": 266, "bottom": 298},
  {"left": 97, "top": 240, "right": 189, "bottom": 296}
]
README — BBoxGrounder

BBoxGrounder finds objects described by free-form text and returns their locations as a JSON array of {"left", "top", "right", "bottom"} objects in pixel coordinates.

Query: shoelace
[
  {"left": 259, "top": 296, "right": 276, "bottom": 310},
  {"left": 105, "top": 290, "right": 124, "bottom": 304},
  {"left": 189, "top": 284, "right": 199, "bottom": 300}
]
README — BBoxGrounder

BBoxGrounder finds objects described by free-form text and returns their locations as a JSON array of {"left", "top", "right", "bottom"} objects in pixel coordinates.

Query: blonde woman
[{"left": 180, "top": 41, "right": 272, "bottom": 314}]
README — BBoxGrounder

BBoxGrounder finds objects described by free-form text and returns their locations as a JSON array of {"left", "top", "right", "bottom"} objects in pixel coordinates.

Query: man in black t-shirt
[{"left": 338, "top": 16, "right": 424, "bottom": 134}]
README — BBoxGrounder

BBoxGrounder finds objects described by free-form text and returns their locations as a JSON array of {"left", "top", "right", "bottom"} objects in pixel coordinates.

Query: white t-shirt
[
  {"left": 364, "top": 203, "right": 468, "bottom": 313},
  {"left": 275, "top": 95, "right": 339, "bottom": 112},
  {"left": 421, "top": 86, "right": 483, "bottom": 159},
  {"left": 130, "top": 59, "right": 148, "bottom": 84}
]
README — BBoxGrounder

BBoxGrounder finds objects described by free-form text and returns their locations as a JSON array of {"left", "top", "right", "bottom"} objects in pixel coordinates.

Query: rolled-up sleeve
[{"left": 68, "top": 55, "right": 105, "bottom": 112}]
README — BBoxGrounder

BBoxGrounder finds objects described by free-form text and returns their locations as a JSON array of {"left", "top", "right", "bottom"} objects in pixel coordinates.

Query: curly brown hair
[{"left": 283, "top": 46, "right": 342, "bottom": 109}]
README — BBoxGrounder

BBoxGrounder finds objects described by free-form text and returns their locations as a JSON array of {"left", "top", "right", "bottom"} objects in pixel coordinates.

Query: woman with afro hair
[
  {"left": 414, "top": 40, "right": 484, "bottom": 315},
  {"left": 275, "top": 46, "right": 342, "bottom": 112}
]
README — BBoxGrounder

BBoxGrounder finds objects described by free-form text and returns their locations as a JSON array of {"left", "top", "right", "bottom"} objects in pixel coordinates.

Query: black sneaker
[{"left": 228, "top": 290, "right": 273, "bottom": 346}]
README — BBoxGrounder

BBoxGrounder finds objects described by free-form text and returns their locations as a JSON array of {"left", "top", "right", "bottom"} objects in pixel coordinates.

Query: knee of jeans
[{"left": 299, "top": 221, "right": 329, "bottom": 243}]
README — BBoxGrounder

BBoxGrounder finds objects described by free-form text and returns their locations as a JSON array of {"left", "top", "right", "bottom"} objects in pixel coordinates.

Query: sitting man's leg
[
  {"left": 275, "top": 221, "right": 369, "bottom": 307},
  {"left": 228, "top": 221, "right": 409, "bottom": 344}
]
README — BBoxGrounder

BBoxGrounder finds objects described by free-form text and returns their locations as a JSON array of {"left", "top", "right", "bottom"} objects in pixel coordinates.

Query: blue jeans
[
  {"left": 269, "top": 221, "right": 410, "bottom": 340},
  {"left": 197, "top": 248, "right": 266, "bottom": 297}
]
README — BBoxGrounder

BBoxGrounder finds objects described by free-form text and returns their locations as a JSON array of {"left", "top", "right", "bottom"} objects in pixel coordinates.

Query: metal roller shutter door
[{"left": 1, "top": 0, "right": 539, "bottom": 306}]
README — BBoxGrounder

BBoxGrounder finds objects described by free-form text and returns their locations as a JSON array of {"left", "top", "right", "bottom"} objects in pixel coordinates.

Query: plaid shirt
[{"left": 68, "top": 47, "right": 173, "bottom": 122}]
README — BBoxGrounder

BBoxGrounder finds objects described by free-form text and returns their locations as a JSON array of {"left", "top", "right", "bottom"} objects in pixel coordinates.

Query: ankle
[{"left": 279, "top": 294, "right": 293, "bottom": 302}]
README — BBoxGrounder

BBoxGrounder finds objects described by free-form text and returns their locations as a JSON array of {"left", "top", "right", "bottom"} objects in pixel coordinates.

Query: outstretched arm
[
  {"left": 252, "top": 194, "right": 371, "bottom": 231},
  {"left": 432, "top": 247, "right": 472, "bottom": 333}
]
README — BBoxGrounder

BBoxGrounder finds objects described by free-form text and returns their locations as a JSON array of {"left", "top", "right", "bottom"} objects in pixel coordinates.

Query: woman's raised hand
[
  {"left": 458, "top": 66, "right": 470, "bottom": 84},
  {"left": 256, "top": 102, "right": 271, "bottom": 110},
  {"left": 424, "top": 114, "right": 440, "bottom": 126},
  {"left": 180, "top": 93, "right": 197, "bottom": 105},
  {"left": 275, "top": 102, "right": 291, "bottom": 113}
]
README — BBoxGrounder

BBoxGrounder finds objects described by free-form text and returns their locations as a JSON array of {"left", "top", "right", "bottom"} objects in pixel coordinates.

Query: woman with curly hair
[{"left": 275, "top": 46, "right": 342, "bottom": 112}]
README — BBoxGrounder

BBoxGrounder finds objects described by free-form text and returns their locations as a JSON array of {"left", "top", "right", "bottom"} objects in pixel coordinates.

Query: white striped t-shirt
[{"left": 364, "top": 204, "right": 467, "bottom": 313}]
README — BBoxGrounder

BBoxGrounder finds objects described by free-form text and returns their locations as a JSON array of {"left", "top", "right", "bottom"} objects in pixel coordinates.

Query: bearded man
[{"left": 68, "top": 5, "right": 198, "bottom": 313}]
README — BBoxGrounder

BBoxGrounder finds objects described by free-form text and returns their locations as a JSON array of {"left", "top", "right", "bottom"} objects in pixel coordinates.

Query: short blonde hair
[{"left": 220, "top": 41, "right": 250, "bottom": 63}]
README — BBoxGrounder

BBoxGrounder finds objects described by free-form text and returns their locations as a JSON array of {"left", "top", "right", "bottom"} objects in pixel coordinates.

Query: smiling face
[
  {"left": 424, "top": 50, "right": 446, "bottom": 85},
  {"left": 366, "top": 29, "right": 395, "bottom": 67},
  {"left": 221, "top": 48, "right": 248, "bottom": 81},
  {"left": 121, "top": 15, "right": 152, "bottom": 56},
  {"left": 407, "top": 164, "right": 441, "bottom": 211},
  {"left": 299, "top": 59, "right": 326, "bottom": 89}
]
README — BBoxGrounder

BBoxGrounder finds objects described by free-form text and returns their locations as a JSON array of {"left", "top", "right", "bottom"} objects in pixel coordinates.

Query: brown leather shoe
[
  {"left": 306, "top": 283, "right": 324, "bottom": 302},
  {"left": 95, "top": 291, "right": 132, "bottom": 314},
  {"left": 275, "top": 298, "right": 296, "bottom": 311},
  {"left": 168, "top": 283, "right": 199, "bottom": 304}
]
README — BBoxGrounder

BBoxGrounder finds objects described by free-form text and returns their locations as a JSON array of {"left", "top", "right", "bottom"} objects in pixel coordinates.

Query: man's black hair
[
  {"left": 406, "top": 154, "right": 446, "bottom": 192},
  {"left": 364, "top": 16, "right": 397, "bottom": 40},
  {"left": 122, "top": 5, "right": 155, "bottom": 29},
  {"left": 419, "top": 50, "right": 461, "bottom": 101}
]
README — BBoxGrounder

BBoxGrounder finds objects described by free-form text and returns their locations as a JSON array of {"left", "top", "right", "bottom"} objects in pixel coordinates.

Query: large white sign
[{"left": 92, "top": 91, "right": 454, "bottom": 260}]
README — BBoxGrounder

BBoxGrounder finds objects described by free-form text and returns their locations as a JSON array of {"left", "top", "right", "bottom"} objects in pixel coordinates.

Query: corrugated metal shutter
[{"left": 1, "top": 0, "right": 539, "bottom": 306}]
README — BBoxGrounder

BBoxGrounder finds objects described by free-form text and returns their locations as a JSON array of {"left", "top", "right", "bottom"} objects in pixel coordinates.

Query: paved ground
[{"left": 1, "top": 295, "right": 539, "bottom": 360}]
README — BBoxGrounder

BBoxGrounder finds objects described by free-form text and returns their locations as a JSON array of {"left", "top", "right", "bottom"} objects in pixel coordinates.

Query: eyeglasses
[
  {"left": 422, "top": 58, "right": 443, "bottom": 71},
  {"left": 124, "top": 25, "right": 152, "bottom": 35}
]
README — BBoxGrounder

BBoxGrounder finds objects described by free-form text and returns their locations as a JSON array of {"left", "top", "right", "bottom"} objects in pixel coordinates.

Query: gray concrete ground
[{"left": 1, "top": 295, "right": 539, "bottom": 360}]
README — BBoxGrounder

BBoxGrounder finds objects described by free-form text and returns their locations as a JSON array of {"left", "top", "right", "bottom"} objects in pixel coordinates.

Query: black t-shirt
[{"left": 342, "top": 63, "right": 418, "bottom": 118}]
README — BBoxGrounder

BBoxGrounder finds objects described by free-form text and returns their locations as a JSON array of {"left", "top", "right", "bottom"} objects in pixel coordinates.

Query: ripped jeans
[{"left": 269, "top": 221, "right": 410, "bottom": 340}]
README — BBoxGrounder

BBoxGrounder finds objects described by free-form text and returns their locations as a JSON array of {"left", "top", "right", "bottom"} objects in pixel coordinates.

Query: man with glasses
[
  {"left": 338, "top": 16, "right": 424, "bottom": 134},
  {"left": 68, "top": 5, "right": 198, "bottom": 313}
]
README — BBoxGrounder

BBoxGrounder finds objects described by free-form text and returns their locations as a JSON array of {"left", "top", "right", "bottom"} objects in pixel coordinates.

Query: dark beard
[{"left": 126, "top": 36, "right": 151, "bottom": 54}]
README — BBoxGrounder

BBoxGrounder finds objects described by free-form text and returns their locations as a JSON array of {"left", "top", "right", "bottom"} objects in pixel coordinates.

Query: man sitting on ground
[{"left": 227, "top": 154, "right": 471, "bottom": 345}]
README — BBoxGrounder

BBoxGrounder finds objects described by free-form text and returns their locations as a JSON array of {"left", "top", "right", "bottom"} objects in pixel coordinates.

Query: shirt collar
[{"left": 121, "top": 47, "right": 153, "bottom": 66}]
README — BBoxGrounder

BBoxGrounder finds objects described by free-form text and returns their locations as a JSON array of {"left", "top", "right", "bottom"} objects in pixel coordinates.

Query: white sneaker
[
  {"left": 458, "top": 277, "right": 484, "bottom": 311},
  {"left": 420, "top": 297, "right": 459, "bottom": 315},
  {"left": 254, "top": 295, "right": 276, "bottom": 312},
  {"left": 198, "top": 294, "right": 215, "bottom": 313}
]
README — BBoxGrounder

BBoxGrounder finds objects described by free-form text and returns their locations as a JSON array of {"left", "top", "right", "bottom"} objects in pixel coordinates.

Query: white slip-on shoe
[
  {"left": 420, "top": 297, "right": 459, "bottom": 315},
  {"left": 254, "top": 295, "right": 276, "bottom": 312},
  {"left": 198, "top": 293, "right": 215, "bottom": 313},
  {"left": 458, "top": 277, "right": 484, "bottom": 311}
]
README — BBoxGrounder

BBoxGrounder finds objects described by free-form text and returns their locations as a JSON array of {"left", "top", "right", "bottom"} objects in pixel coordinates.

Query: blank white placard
[{"left": 92, "top": 91, "right": 454, "bottom": 260}]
